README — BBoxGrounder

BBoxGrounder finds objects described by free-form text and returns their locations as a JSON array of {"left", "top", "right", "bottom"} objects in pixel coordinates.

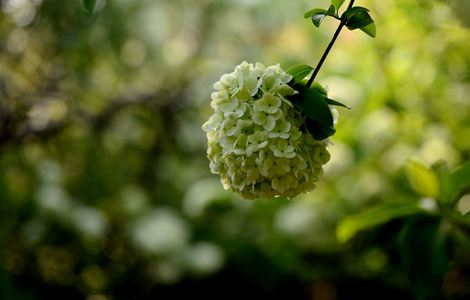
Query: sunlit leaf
[
  {"left": 432, "top": 161, "right": 453, "bottom": 205},
  {"left": 310, "top": 82, "right": 328, "bottom": 95},
  {"left": 336, "top": 200, "right": 426, "bottom": 243},
  {"left": 326, "top": 98, "right": 351, "bottom": 109},
  {"left": 304, "top": 8, "right": 326, "bottom": 19},
  {"left": 406, "top": 160, "right": 440, "bottom": 198},
  {"left": 345, "top": 11, "right": 374, "bottom": 30},
  {"left": 312, "top": 12, "right": 327, "bottom": 28},
  {"left": 342, "top": 6, "right": 370, "bottom": 19},
  {"left": 448, "top": 162, "right": 470, "bottom": 205},
  {"left": 359, "top": 22, "right": 376, "bottom": 38},
  {"left": 331, "top": 0, "right": 346, "bottom": 12},
  {"left": 286, "top": 64, "right": 313, "bottom": 85},
  {"left": 326, "top": 4, "right": 336, "bottom": 17}
]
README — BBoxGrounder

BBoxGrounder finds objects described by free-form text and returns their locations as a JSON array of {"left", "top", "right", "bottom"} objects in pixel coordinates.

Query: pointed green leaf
[
  {"left": 288, "top": 86, "right": 335, "bottom": 140},
  {"left": 310, "top": 82, "right": 328, "bottom": 96},
  {"left": 295, "top": 88, "right": 334, "bottom": 127},
  {"left": 342, "top": 6, "right": 376, "bottom": 37},
  {"left": 359, "top": 22, "right": 376, "bottom": 38},
  {"left": 406, "top": 161, "right": 440, "bottom": 198},
  {"left": 326, "top": 98, "right": 351, "bottom": 109},
  {"left": 331, "top": 0, "right": 346, "bottom": 12},
  {"left": 312, "top": 12, "right": 327, "bottom": 28},
  {"left": 83, "top": 0, "right": 96, "bottom": 13},
  {"left": 431, "top": 161, "right": 453, "bottom": 204},
  {"left": 345, "top": 11, "right": 374, "bottom": 30},
  {"left": 337, "top": 200, "right": 426, "bottom": 243},
  {"left": 326, "top": 4, "right": 336, "bottom": 16},
  {"left": 304, "top": 8, "right": 326, "bottom": 19},
  {"left": 286, "top": 64, "right": 313, "bottom": 85},
  {"left": 449, "top": 161, "right": 470, "bottom": 205},
  {"left": 342, "top": 6, "right": 370, "bottom": 19}
]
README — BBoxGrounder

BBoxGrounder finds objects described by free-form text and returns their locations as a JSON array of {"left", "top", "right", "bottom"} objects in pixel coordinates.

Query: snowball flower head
[{"left": 202, "top": 62, "right": 331, "bottom": 199}]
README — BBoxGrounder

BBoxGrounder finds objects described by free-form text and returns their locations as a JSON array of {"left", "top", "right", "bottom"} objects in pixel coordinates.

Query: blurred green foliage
[{"left": 0, "top": 0, "right": 469, "bottom": 299}]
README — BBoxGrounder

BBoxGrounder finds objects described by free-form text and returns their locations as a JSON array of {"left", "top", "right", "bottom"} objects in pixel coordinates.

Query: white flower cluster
[{"left": 202, "top": 62, "right": 331, "bottom": 199}]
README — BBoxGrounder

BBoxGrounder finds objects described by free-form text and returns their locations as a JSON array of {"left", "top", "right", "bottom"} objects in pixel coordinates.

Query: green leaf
[
  {"left": 432, "top": 161, "right": 453, "bottom": 204},
  {"left": 311, "top": 82, "right": 327, "bottom": 94},
  {"left": 336, "top": 199, "right": 426, "bottom": 243},
  {"left": 331, "top": 0, "right": 346, "bottom": 12},
  {"left": 342, "top": 6, "right": 370, "bottom": 19},
  {"left": 304, "top": 8, "right": 326, "bottom": 19},
  {"left": 406, "top": 160, "right": 440, "bottom": 198},
  {"left": 305, "top": 118, "right": 336, "bottom": 140},
  {"left": 359, "top": 22, "right": 377, "bottom": 38},
  {"left": 326, "top": 4, "right": 336, "bottom": 16},
  {"left": 342, "top": 6, "right": 376, "bottom": 37},
  {"left": 345, "top": 11, "right": 374, "bottom": 30},
  {"left": 448, "top": 161, "right": 470, "bottom": 205},
  {"left": 285, "top": 64, "right": 313, "bottom": 85},
  {"left": 290, "top": 87, "right": 333, "bottom": 127},
  {"left": 312, "top": 12, "right": 327, "bottom": 28},
  {"left": 398, "top": 216, "right": 448, "bottom": 300},
  {"left": 326, "top": 98, "right": 351, "bottom": 109},
  {"left": 291, "top": 87, "right": 335, "bottom": 139},
  {"left": 83, "top": 0, "right": 96, "bottom": 13}
]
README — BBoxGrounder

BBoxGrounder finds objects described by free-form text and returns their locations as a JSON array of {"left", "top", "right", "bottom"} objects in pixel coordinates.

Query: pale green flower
[
  {"left": 313, "top": 147, "right": 331, "bottom": 164},
  {"left": 210, "top": 89, "right": 229, "bottom": 109},
  {"left": 272, "top": 175, "right": 297, "bottom": 193},
  {"left": 253, "top": 93, "right": 281, "bottom": 114},
  {"left": 219, "top": 98, "right": 247, "bottom": 118},
  {"left": 259, "top": 156, "right": 291, "bottom": 177},
  {"left": 202, "top": 113, "right": 222, "bottom": 132},
  {"left": 219, "top": 73, "right": 241, "bottom": 95},
  {"left": 269, "top": 120, "right": 291, "bottom": 139},
  {"left": 202, "top": 61, "right": 334, "bottom": 199},
  {"left": 246, "top": 131, "right": 268, "bottom": 156},
  {"left": 253, "top": 110, "right": 282, "bottom": 131},
  {"left": 233, "top": 134, "right": 248, "bottom": 155},
  {"left": 226, "top": 119, "right": 253, "bottom": 136},
  {"left": 270, "top": 139, "right": 296, "bottom": 159}
]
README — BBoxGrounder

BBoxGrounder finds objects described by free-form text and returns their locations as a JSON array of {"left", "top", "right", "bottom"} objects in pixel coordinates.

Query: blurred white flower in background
[
  {"left": 184, "top": 242, "right": 225, "bottom": 276},
  {"left": 36, "top": 184, "right": 73, "bottom": 215},
  {"left": 71, "top": 206, "right": 109, "bottom": 241},
  {"left": 120, "top": 185, "right": 150, "bottom": 216},
  {"left": 275, "top": 200, "right": 317, "bottom": 237},
  {"left": 129, "top": 208, "right": 190, "bottom": 255},
  {"left": 182, "top": 178, "right": 229, "bottom": 218},
  {"left": 2, "top": 0, "right": 42, "bottom": 27}
]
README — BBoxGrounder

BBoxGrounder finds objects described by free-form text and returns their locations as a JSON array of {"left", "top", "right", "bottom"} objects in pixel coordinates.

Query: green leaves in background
[
  {"left": 336, "top": 199, "right": 427, "bottom": 243},
  {"left": 83, "top": 0, "right": 96, "bottom": 14},
  {"left": 448, "top": 162, "right": 470, "bottom": 205},
  {"left": 342, "top": 6, "right": 376, "bottom": 37},
  {"left": 398, "top": 216, "right": 448, "bottom": 300},
  {"left": 407, "top": 160, "right": 470, "bottom": 208},
  {"left": 406, "top": 160, "right": 440, "bottom": 199}
]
